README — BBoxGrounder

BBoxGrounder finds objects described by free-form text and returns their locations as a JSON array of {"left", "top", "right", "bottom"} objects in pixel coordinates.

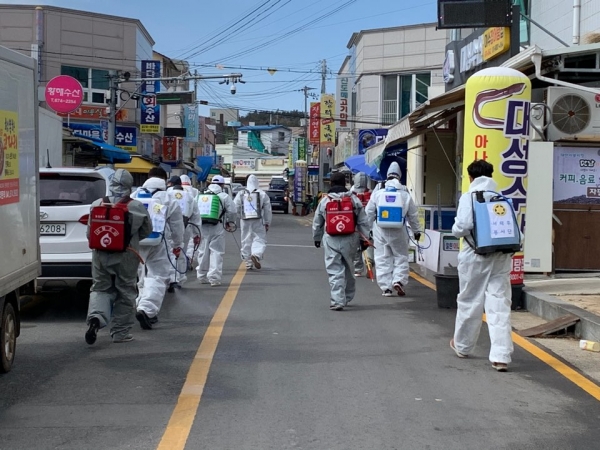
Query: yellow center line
[
  {"left": 410, "top": 271, "right": 600, "bottom": 402},
  {"left": 157, "top": 262, "right": 247, "bottom": 450}
]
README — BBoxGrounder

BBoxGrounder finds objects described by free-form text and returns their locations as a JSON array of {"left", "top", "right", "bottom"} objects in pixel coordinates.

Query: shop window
[{"left": 61, "top": 65, "right": 111, "bottom": 106}]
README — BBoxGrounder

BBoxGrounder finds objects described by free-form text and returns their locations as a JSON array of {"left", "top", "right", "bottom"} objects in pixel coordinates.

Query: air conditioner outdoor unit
[{"left": 546, "top": 87, "right": 600, "bottom": 141}]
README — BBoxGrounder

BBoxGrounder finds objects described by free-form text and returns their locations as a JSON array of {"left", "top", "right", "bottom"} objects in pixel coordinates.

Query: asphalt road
[{"left": 1, "top": 212, "right": 600, "bottom": 450}]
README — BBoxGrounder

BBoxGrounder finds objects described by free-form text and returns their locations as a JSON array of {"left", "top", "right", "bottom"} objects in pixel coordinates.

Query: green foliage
[{"left": 240, "top": 110, "right": 304, "bottom": 127}]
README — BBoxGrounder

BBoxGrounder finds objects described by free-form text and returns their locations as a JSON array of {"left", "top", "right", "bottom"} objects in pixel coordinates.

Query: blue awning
[{"left": 94, "top": 141, "right": 132, "bottom": 163}]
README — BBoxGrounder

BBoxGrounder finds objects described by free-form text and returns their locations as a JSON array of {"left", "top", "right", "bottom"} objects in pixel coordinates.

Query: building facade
[
  {"left": 237, "top": 125, "right": 292, "bottom": 155},
  {"left": 0, "top": 5, "right": 155, "bottom": 165}
]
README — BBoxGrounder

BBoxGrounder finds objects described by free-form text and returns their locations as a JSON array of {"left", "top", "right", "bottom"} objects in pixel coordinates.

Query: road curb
[{"left": 524, "top": 287, "right": 600, "bottom": 342}]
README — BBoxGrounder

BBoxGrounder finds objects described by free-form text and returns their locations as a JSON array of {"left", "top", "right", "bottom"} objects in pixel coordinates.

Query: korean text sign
[
  {"left": 162, "top": 136, "right": 178, "bottom": 162},
  {"left": 553, "top": 147, "right": 600, "bottom": 204},
  {"left": 184, "top": 104, "right": 199, "bottom": 142},
  {"left": 141, "top": 60, "right": 161, "bottom": 134},
  {"left": 309, "top": 102, "right": 320, "bottom": 145},
  {"left": 45, "top": 75, "right": 84, "bottom": 114},
  {"left": 320, "top": 94, "right": 336, "bottom": 147},
  {"left": 0, "top": 110, "right": 19, "bottom": 205},
  {"left": 336, "top": 76, "right": 351, "bottom": 132},
  {"left": 463, "top": 67, "right": 531, "bottom": 283}
]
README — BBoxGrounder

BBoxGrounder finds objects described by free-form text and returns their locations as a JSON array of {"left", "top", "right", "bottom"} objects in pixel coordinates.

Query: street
[{"left": 1, "top": 213, "right": 600, "bottom": 450}]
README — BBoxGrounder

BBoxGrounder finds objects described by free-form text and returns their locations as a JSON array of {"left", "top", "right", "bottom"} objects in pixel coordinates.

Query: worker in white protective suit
[
  {"left": 167, "top": 175, "right": 201, "bottom": 290},
  {"left": 350, "top": 172, "right": 371, "bottom": 277},
  {"left": 312, "top": 172, "right": 371, "bottom": 311},
  {"left": 234, "top": 174, "right": 272, "bottom": 270},
  {"left": 180, "top": 174, "right": 199, "bottom": 198},
  {"left": 196, "top": 177, "right": 237, "bottom": 286},
  {"left": 131, "top": 167, "right": 185, "bottom": 330},
  {"left": 365, "top": 162, "right": 422, "bottom": 297},
  {"left": 450, "top": 159, "right": 515, "bottom": 372},
  {"left": 85, "top": 169, "right": 152, "bottom": 345}
]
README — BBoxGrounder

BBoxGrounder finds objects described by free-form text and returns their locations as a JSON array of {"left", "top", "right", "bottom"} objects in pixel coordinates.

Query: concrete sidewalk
[{"left": 524, "top": 275, "right": 600, "bottom": 342}]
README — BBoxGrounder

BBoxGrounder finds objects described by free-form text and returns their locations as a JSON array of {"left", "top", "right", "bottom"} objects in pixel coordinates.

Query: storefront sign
[
  {"left": 336, "top": 76, "right": 351, "bottom": 131},
  {"left": 445, "top": 27, "right": 515, "bottom": 91},
  {"left": 358, "top": 129, "right": 388, "bottom": 155},
  {"left": 141, "top": 60, "right": 161, "bottom": 134},
  {"left": 483, "top": 27, "right": 510, "bottom": 61},
  {"left": 293, "top": 160, "right": 307, "bottom": 203},
  {"left": 233, "top": 159, "right": 255, "bottom": 170},
  {"left": 320, "top": 94, "right": 336, "bottom": 147},
  {"left": 58, "top": 107, "right": 128, "bottom": 121},
  {"left": 553, "top": 147, "right": 600, "bottom": 204},
  {"left": 0, "top": 110, "right": 19, "bottom": 205},
  {"left": 67, "top": 123, "right": 137, "bottom": 152},
  {"left": 463, "top": 67, "right": 531, "bottom": 284},
  {"left": 162, "top": 136, "right": 178, "bottom": 162},
  {"left": 298, "top": 137, "right": 307, "bottom": 161},
  {"left": 309, "top": 102, "right": 320, "bottom": 145},
  {"left": 114, "top": 126, "right": 137, "bottom": 152},
  {"left": 45, "top": 75, "right": 84, "bottom": 114},
  {"left": 183, "top": 104, "right": 199, "bottom": 142}
]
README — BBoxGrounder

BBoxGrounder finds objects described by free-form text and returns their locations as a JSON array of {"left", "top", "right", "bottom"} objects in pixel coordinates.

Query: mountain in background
[{"left": 240, "top": 110, "right": 305, "bottom": 128}]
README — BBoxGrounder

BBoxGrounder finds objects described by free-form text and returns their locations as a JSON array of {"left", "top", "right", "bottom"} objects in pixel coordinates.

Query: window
[
  {"left": 61, "top": 65, "right": 110, "bottom": 105},
  {"left": 381, "top": 73, "right": 431, "bottom": 125},
  {"left": 278, "top": 131, "right": 285, "bottom": 142}
]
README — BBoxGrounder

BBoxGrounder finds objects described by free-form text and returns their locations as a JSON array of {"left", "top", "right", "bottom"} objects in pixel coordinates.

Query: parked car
[
  {"left": 267, "top": 189, "right": 289, "bottom": 214},
  {"left": 38, "top": 167, "right": 114, "bottom": 292}
]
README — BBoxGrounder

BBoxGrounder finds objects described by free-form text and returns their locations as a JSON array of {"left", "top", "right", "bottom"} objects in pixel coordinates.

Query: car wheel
[{"left": 1, "top": 302, "right": 17, "bottom": 373}]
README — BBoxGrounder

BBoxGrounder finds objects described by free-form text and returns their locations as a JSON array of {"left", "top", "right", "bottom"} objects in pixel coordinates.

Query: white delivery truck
[{"left": 0, "top": 45, "right": 41, "bottom": 373}]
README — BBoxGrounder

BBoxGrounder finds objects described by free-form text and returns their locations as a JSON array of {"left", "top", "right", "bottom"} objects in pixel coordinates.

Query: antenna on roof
[{"left": 46, "top": 149, "right": 52, "bottom": 169}]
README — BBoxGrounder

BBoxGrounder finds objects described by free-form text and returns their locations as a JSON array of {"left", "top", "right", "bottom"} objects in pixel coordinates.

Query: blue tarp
[
  {"left": 196, "top": 156, "right": 214, "bottom": 182},
  {"left": 93, "top": 141, "right": 132, "bottom": 163},
  {"left": 344, "top": 154, "right": 385, "bottom": 181}
]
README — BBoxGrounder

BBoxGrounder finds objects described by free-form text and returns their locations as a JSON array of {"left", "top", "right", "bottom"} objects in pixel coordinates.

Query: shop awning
[
  {"left": 94, "top": 141, "right": 132, "bottom": 163},
  {"left": 114, "top": 156, "right": 156, "bottom": 173}
]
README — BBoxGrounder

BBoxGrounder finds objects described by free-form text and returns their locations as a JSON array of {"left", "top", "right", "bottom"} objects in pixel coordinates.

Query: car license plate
[{"left": 40, "top": 223, "right": 67, "bottom": 236}]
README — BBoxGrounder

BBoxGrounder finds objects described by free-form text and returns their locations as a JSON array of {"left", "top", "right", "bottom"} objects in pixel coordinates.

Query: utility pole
[
  {"left": 300, "top": 86, "right": 316, "bottom": 140},
  {"left": 321, "top": 59, "right": 327, "bottom": 94},
  {"left": 318, "top": 59, "right": 327, "bottom": 191},
  {"left": 107, "top": 70, "right": 117, "bottom": 147}
]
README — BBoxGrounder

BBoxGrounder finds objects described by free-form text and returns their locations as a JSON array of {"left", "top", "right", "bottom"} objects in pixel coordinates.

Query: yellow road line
[
  {"left": 410, "top": 271, "right": 600, "bottom": 402},
  {"left": 157, "top": 262, "right": 247, "bottom": 450}
]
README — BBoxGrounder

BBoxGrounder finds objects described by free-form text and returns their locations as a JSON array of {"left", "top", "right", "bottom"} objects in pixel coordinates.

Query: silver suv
[{"left": 38, "top": 167, "right": 114, "bottom": 292}]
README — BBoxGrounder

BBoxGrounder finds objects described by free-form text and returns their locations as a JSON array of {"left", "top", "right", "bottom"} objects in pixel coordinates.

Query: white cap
[{"left": 212, "top": 175, "right": 225, "bottom": 184}]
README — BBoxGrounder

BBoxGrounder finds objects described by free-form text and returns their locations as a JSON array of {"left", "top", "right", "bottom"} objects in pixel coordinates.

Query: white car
[{"left": 38, "top": 167, "right": 114, "bottom": 292}]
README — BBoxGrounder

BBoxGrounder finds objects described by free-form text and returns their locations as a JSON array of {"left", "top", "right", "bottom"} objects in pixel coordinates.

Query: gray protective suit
[
  {"left": 132, "top": 177, "right": 185, "bottom": 319},
  {"left": 452, "top": 176, "right": 514, "bottom": 364},
  {"left": 87, "top": 169, "right": 152, "bottom": 340},
  {"left": 365, "top": 162, "right": 421, "bottom": 293},
  {"left": 350, "top": 172, "right": 370, "bottom": 275},
  {"left": 312, "top": 189, "right": 370, "bottom": 307},
  {"left": 196, "top": 184, "right": 237, "bottom": 284},
  {"left": 234, "top": 174, "right": 273, "bottom": 268}
]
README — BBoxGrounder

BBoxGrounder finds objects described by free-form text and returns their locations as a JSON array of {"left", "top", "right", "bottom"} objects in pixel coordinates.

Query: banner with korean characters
[
  {"left": 114, "top": 126, "right": 137, "bottom": 152},
  {"left": 463, "top": 67, "right": 531, "bottom": 285},
  {"left": 0, "top": 110, "right": 19, "bottom": 205},
  {"left": 309, "top": 102, "right": 320, "bottom": 145},
  {"left": 336, "top": 75, "right": 351, "bottom": 132},
  {"left": 183, "top": 104, "right": 199, "bottom": 142},
  {"left": 141, "top": 60, "right": 161, "bottom": 134},
  {"left": 162, "top": 136, "right": 178, "bottom": 162},
  {"left": 553, "top": 147, "right": 600, "bottom": 204},
  {"left": 67, "top": 123, "right": 137, "bottom": 152},
  {"left": 320, "top": 94, "right": 336, "bottom": 147}
]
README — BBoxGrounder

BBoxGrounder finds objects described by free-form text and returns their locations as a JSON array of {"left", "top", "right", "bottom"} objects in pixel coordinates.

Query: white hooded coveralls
[
  {"left": 196, "top": 184, "right": 237, "bottom": 283},
  {"left": 452, "top": 176, "right": 514, "bottom": 364},
  {"left": 167, "top": 185, "right": 202, "bottom": 285},
  {"left": 132, "top": 177, "right": 185, "bottom": 318},
  {"left": 365, "top": 164, "right": 421, "bottom": 292},
  {"left": 234, "top": 175, "right": 272, "bottom": 266},
  {"left": 350, "top": 172, "right": 370, "bottom": 274}
]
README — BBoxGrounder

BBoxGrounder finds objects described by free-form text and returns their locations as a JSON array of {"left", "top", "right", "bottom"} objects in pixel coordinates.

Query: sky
[{"left": 4, "top": 0, "right": 438, "bottom": 118}]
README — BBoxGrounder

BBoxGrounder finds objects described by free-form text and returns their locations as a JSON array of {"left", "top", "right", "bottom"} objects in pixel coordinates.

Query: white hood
[
  {"left": 180, "top": 174, "right": 192, "bottom": 186},
  {"left": 142, "top": 177, "right": 166, "bottom": 192},
  {"left": 387, "top": 162, "right": 401, "bottom": 178},
  {"left": 207, "top": 184, "right": 222, "bottom": 194},
  {"left": 384, "top": 178, "right": 403, "bottom": 190},
  {"left": 468, "top": 176, "right": 497, "bottom": 193},
  {"left": 247, "top": 174, "right": 259, "bottom": 191}
]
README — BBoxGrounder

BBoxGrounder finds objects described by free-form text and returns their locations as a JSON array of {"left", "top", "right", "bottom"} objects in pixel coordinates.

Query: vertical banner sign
[
  {"left": 294, "top": 160, "right": 307, "bottom": 203},
  {"left": 463, "top": 67, "right": 531, "bottom": 285},
  {"left": 184, "top": 104, "right": 199, "bottom": 142},
  {"left": 141, "top": 60, "right": 161, "bottom": 134},
  {"left": 298, "top": 137, "right": 307, "bottom": 161},
  {"left": 320, "top": 94, "right": 336, "bottom": 147},
  {"left": 162, "top": 136, "right": 178, "bottom": 162},
  {"left": 336, "top": 76, "right": 351, "bottom": 132},
  {"left": 0, "top": 110, "right": 19, "bottom": 205},
  {"left": 309, "top": 102, "right": 321, "bottom": 145}
]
